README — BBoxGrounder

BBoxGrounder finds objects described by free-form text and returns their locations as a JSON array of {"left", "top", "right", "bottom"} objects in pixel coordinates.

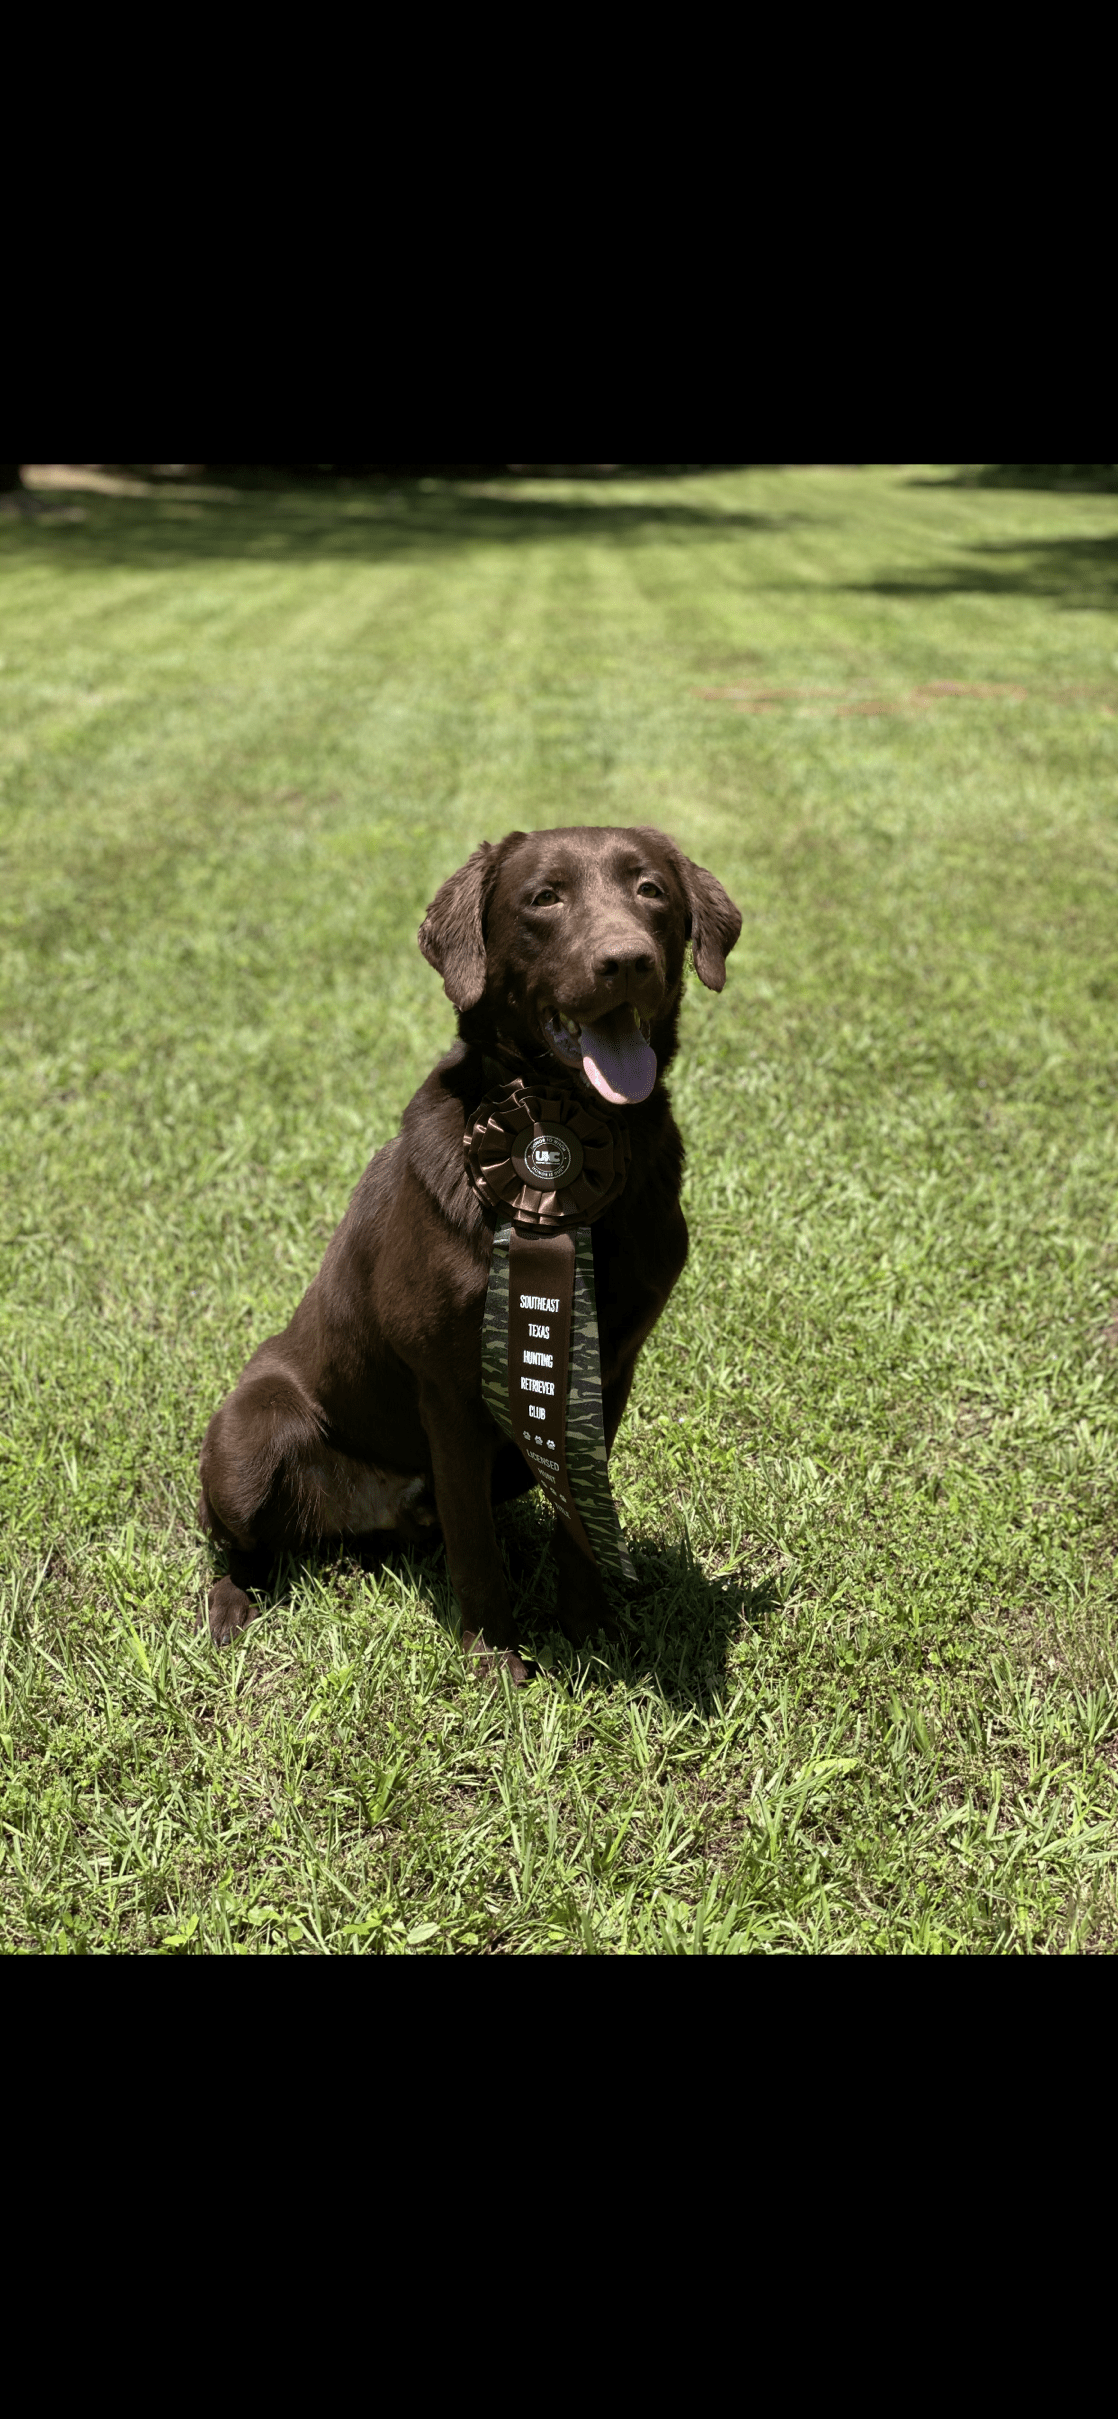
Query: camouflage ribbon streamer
[{"left": 481, "top": 1218, "right": 635, "bottom": 1582}]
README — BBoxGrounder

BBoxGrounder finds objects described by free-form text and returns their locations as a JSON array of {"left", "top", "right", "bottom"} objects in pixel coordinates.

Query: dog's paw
[
  {"left": 555, "top": 1571, "right": 621, "bottom": 1647},
  {"left": 462, "top": 1629, "right": 530, "bottom": 1687},
  {"left": 207, "top": 1575, "right": 254, "bottom": 1646},
  {"left": 559, "top": 1608, "right": 622, "bottom": 1648}
]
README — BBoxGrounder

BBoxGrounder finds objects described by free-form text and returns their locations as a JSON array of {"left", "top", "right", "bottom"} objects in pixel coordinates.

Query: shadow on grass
[
  {"left": 25, "top": 478, "right": 1111, "bottom": 610},
  {"left": 850, "top": 534, "right": 1118, "bottom": 613},
  {"left": 907, "top": 465, "right": 1118, "bottom": 495},
  {"left": 217, "top": 1510, "right": 774, "bottom": 1712},
  {"left": 6, "top": 478, "right": 794, "bottom": 573},
  {"left": 456, "top": 1502, "right": 773, "bottom": 1709},
  {"left": 574, "top": 1533, "right": 777, "bottom": 1711}
]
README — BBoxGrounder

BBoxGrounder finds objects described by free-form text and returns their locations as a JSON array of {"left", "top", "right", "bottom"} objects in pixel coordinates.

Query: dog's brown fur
[{"left": 198, "top": 826, "right": 741, "bottom": 1679}]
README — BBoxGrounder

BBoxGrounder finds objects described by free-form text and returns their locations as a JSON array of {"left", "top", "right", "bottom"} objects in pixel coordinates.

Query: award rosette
[
  {"left": 466, "top": 1072, "right": 634, "bottom": 1581},
  {"left": 463, "top": 1075, "right": 629, "bottom": 1235}
]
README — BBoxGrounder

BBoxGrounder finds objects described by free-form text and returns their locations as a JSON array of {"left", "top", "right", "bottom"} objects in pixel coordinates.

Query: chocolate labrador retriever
[{"left": 198, "top": 825, "right": 740, "bottom": 1679}]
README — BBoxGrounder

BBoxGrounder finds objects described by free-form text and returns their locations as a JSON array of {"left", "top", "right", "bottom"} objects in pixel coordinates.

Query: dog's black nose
[{"left": 595, "top": 946, "right": 655, "bottom": 981}]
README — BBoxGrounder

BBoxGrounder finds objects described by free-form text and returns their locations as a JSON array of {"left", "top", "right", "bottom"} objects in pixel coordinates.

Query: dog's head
[{"left": 418, "top": 826, "right": 741, "bottom": 1104}]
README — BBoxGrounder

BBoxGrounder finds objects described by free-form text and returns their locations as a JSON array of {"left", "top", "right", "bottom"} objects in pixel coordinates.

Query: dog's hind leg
[
  {"left": 198, "top": 1365, "right": 325, "bottom": 1645},
  {"left": 199, "top": 1367, "right": 437, "bottom": 1643},
  {"left": 206, "top": 1545, "right": 275, "bottom": 1646}
]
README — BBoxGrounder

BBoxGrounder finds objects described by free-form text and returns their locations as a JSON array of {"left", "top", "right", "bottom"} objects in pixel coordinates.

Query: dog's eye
[
  {"left": 637, "top": 880, "right": 664, "bottom": 899},
  {"left": 531, "top": 887, "right": 559, "bottom": 907}
]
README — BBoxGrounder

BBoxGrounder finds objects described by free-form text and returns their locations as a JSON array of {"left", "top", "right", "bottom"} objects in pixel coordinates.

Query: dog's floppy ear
[
  {"left": 682, "top": 856, "right": 742, "bottom": 990},
  {"left": 638, "top": 831, "right": 742, "bottom": 992},
  {"left": 418, "top": 837, "right": 523, "bottom": 1011},
  {"left": 418, "top": 844, "right": 495, "bottom": 1010}
]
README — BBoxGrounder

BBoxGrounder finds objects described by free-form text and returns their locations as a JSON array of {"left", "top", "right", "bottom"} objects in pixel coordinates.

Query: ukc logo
[{"left": 523, "top": 1130, "right": 574, "bottom": 1185}]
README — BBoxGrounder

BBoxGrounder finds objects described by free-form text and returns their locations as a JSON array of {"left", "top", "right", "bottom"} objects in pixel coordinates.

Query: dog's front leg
[
  {"left": 418, "top": 1381, "right": 527, "bottom": 1684},
  {"left": 551, "top": 1359, "right": 642, "bottom": 1646},
  {"left": 553, "top": 1520, "right": 618, "bottom": 1645}
]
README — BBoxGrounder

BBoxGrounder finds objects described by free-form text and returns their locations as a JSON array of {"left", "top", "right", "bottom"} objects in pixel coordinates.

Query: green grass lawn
[{"left": 2, "top": 463, "right": 1117, "bottom": 1954}]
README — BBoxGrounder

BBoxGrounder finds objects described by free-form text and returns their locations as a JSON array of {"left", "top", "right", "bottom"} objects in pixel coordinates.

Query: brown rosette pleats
[{"left": 463, "top": 1075, "right": 629, "bottom": 1234}]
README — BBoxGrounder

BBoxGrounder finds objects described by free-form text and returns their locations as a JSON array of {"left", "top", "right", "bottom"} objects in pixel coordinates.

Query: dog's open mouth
[{"left": 541, "top": 1005, "right": 657, "bottom": 1105}]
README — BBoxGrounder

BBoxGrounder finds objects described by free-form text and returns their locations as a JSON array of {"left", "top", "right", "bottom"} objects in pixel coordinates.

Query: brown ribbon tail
[
  {"left": 507, "top": 1227, "right": 599, "bottom": 1567},
  {"left": 480, "top": 1221, "right": 635, "bottom": 1585}
]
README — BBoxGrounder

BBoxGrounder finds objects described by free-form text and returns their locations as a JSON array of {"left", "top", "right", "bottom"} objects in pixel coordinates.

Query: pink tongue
[{"left": 580, "top": 1011, "right": 658, "bottom": 1105}]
